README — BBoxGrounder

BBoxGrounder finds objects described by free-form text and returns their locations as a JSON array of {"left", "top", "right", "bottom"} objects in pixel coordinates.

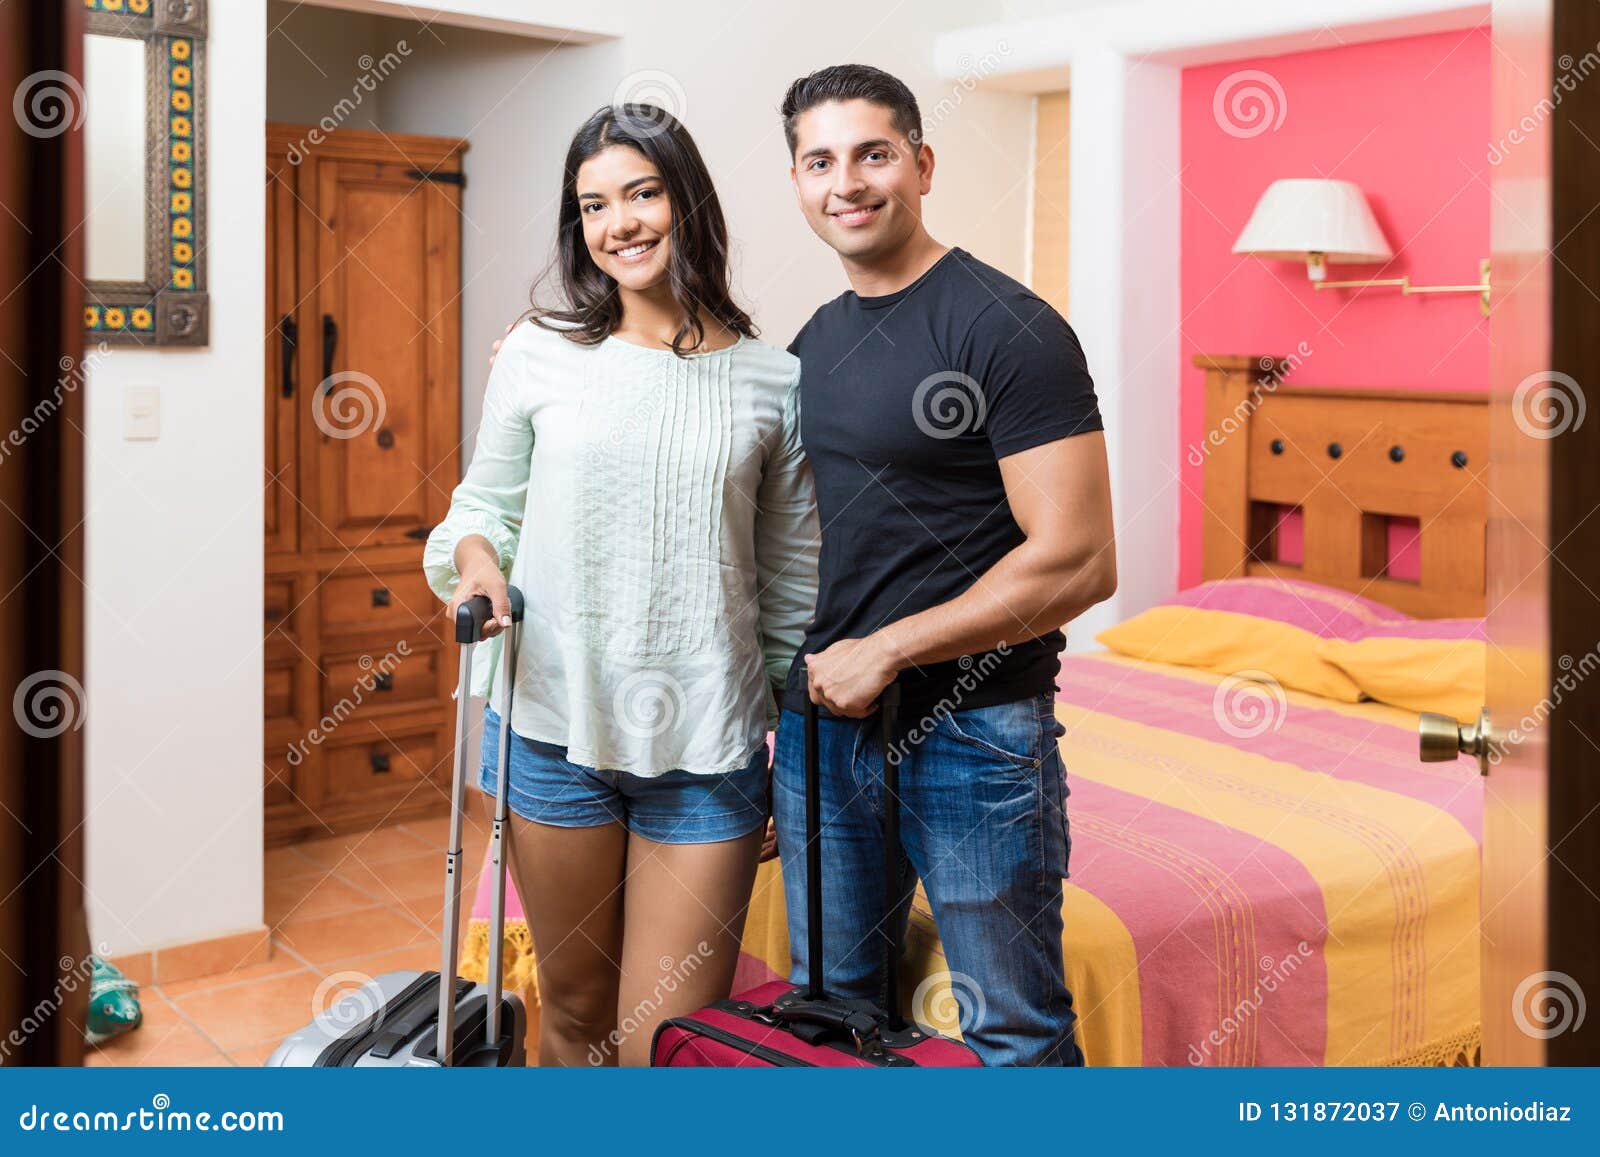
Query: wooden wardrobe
[{"left": 264, "top": 125, "right": 467, "bottom": 846}]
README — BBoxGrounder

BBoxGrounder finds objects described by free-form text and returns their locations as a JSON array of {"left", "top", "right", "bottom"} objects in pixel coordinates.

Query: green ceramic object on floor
[{"left": 85, "top": 956, "right": 141, "bottom": 1045}]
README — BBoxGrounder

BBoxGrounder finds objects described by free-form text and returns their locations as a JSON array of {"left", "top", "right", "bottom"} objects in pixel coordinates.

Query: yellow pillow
[
  {"left": 1095, "top": 606, "right": 1364, "bottom": 702},
  {"left": 1314, "top": 636, "right": 1486, "bottom": 725}
]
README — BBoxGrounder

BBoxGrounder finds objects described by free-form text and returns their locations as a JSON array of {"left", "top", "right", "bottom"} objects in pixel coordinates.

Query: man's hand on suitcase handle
[{"left": 804, "top": 634, "right": 901, "bottom": 718}]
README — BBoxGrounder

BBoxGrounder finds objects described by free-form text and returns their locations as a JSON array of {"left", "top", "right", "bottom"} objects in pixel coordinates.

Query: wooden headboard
[{"left": 1194, "top": 354, "right": 1489, "bottom": 619}]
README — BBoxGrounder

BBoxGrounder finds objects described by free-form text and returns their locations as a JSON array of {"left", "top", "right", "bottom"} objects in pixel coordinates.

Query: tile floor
[{"left": 86, "top": 807, "right": 540, "bottom": 1067}]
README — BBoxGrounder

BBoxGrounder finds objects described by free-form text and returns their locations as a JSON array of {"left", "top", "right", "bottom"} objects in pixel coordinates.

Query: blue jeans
[{"left": 772, "top": 691, "right": 1083, "bottom": 1067}]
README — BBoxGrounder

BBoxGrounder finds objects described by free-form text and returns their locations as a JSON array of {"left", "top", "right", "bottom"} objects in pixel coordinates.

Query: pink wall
[{"left": 1178, "top": 29, "right": 1490, "bottom": 589}]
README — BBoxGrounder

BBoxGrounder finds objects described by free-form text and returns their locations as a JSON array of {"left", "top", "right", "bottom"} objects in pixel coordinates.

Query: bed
[{"left": 733, "top": 356, "right": 1491, "bottom": 1066}]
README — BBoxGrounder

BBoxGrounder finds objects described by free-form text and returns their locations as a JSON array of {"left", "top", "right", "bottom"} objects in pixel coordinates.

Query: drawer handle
[
  {"left": 374, "top": 672, "right": 393, "bottom": 692},
  {"left": 370, "top": 752, "right": 391, "bottom": 774},
  {"left": 371, "top": 588, "right": 391, "bottom": 608},
  {"left": 404, "top": 525, "right": 435, "bottom": 541}
]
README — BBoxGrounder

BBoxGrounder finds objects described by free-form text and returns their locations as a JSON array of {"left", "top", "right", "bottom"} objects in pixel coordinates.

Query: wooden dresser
[{"left": 264, "top": 125, "right": 467, "bottom": 846}]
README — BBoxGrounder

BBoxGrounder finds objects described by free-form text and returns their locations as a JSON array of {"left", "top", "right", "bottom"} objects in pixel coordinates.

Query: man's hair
[{"left": 780, "top": 64, "right": 924, "bottom": 157}]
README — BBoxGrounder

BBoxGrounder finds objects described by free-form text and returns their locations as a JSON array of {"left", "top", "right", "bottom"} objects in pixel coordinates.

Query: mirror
[
  {"left": 81, "top": 0, "right": 209, "bottom": 346},
  {"left": 84, "top": 33, "right": 147, "bottom": 283}
]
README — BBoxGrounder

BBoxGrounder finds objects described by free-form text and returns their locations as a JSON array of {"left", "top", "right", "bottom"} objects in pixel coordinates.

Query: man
[{"left": 772, "top": 64, "right": 1116, "bottom": 1066}]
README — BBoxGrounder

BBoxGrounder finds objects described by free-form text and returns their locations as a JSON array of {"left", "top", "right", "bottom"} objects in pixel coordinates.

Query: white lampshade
[{"left": 1232, "top": 178, "right": 1393, "bottom": 265}]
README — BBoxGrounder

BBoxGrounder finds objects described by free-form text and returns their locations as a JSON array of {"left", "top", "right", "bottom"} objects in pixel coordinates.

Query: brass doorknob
[{"left": 1419, "top": 705, "right": 1494, "bottom": 776}]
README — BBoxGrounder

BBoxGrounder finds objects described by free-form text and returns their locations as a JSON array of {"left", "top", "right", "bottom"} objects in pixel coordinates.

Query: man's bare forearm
[{"left": 875, "top": 539, "right": 1116, "bottom": 669}]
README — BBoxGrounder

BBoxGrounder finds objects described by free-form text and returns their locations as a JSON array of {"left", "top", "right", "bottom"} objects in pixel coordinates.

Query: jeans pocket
[{"left": 941, "top": 698, "right": 1044, "bottom": 768}]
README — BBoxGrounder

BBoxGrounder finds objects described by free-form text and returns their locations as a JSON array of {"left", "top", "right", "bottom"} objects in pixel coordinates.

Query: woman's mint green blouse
[{"left": 424, "top": 321, "right": 818, "bottom": 776}]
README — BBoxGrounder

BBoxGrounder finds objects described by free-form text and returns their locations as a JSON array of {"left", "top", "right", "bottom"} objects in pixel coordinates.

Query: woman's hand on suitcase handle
[
  {"left": 449, "top": 536, "right": 513, "bottom": 639},
  {"left": 758, "top": 817, "right": 779, "bottom": 862}
]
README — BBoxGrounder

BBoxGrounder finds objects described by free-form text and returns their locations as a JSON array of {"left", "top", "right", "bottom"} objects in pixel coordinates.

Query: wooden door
[
  {"left": 265, "top": 150, "right": 299, "bottom": 557},
  {"left": 309, "top": 156, "right": 460, "bottom": 554},
  {"left": 1482, "top": 0, "right": 1600, "bottom": 1065}
]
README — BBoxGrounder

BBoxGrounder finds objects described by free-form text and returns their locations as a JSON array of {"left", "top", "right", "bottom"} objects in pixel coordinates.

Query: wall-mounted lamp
[{"left": 1233, "top": 178, "right": 1490, "bottom": 316}]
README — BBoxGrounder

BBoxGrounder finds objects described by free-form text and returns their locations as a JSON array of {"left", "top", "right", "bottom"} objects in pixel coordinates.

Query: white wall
[
  {"left": 85, "top": 0, "right": 267, "bottom": 956},
  {"left": 265, "top": 0, "right": 387, "bottom": 130}
]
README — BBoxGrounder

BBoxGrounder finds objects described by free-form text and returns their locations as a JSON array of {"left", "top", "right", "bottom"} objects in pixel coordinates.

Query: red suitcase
[{"left": 652, "top": 686, "right": 982, "bottom": 1068}]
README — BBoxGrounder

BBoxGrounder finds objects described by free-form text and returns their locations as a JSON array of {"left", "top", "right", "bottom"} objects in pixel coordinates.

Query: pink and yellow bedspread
[{"left": 736, "top": 651, "right": 1484, "bottom": 1067}]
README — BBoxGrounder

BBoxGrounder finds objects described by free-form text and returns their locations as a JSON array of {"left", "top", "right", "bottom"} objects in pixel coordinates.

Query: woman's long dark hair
[{"left": 528, "top": 104, "right": 755, "bottom": 357}]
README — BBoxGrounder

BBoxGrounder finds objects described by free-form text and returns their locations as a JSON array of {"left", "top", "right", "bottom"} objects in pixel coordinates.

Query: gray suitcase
[{"left": 267, "top": 589, "right": 529, "bottom": 1068}]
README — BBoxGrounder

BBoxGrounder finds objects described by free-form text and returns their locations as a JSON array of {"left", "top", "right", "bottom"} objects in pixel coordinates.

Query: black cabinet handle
[
  {"left": 374, "top": 672, "right": 393, "bottom": 692},
  {"left": 321, "top": 313, "right": 338, "bottom": 389},
  {"left": 371, "top": 588, "right": 391, "bottom": 608},
  {"left": 1327, "top": 442, "right": 1343, "bottom": 460},
  {"left": 403, "top": 525, "right": 436, "bottom": 541},
  {"left": 279, "top": 314, "right": 297, "bottom": 397},
  {"left": 370, "top": 751, "right": 391, "bottom": 774}
]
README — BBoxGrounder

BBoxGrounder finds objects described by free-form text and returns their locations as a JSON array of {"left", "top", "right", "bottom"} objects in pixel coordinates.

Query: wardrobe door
[
  {"left": 308, "top": 157, "right": 460, "bottom": 553},
  {"left": 264, "top": 148, "right": 300, "bottom": 557}
]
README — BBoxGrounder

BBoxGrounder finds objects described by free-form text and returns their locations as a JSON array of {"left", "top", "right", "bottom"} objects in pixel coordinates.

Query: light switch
[{"left": 124, "top": 384, "right": 159, "bottom": 440}]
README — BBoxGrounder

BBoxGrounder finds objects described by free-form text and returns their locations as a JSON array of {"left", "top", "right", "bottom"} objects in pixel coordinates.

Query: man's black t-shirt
[{"left": 783, "top": 247, "right": 1104, "bottom": 717}]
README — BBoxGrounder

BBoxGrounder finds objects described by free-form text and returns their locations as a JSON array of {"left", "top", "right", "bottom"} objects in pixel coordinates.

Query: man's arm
[{"left": 805, "top": 430, "right": 1117, "bottom": 716}]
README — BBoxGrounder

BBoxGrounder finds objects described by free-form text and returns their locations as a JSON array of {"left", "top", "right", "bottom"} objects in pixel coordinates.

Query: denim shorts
[{"left": 477, "top": 705, "right": 770, "bottom": 844}]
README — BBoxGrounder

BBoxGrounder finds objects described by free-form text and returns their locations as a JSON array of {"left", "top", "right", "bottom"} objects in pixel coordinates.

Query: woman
[{"left": 423, "top": 103, "right": 816, "bottom": 1067}]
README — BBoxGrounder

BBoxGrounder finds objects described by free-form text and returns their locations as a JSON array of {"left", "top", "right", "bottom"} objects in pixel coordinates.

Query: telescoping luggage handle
[
  {"left": 800, "top": 678, "right": 905, "bottom": 1029},
  {"left": 437, "top": 586, "right": 524, "bottom": 1067}
]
